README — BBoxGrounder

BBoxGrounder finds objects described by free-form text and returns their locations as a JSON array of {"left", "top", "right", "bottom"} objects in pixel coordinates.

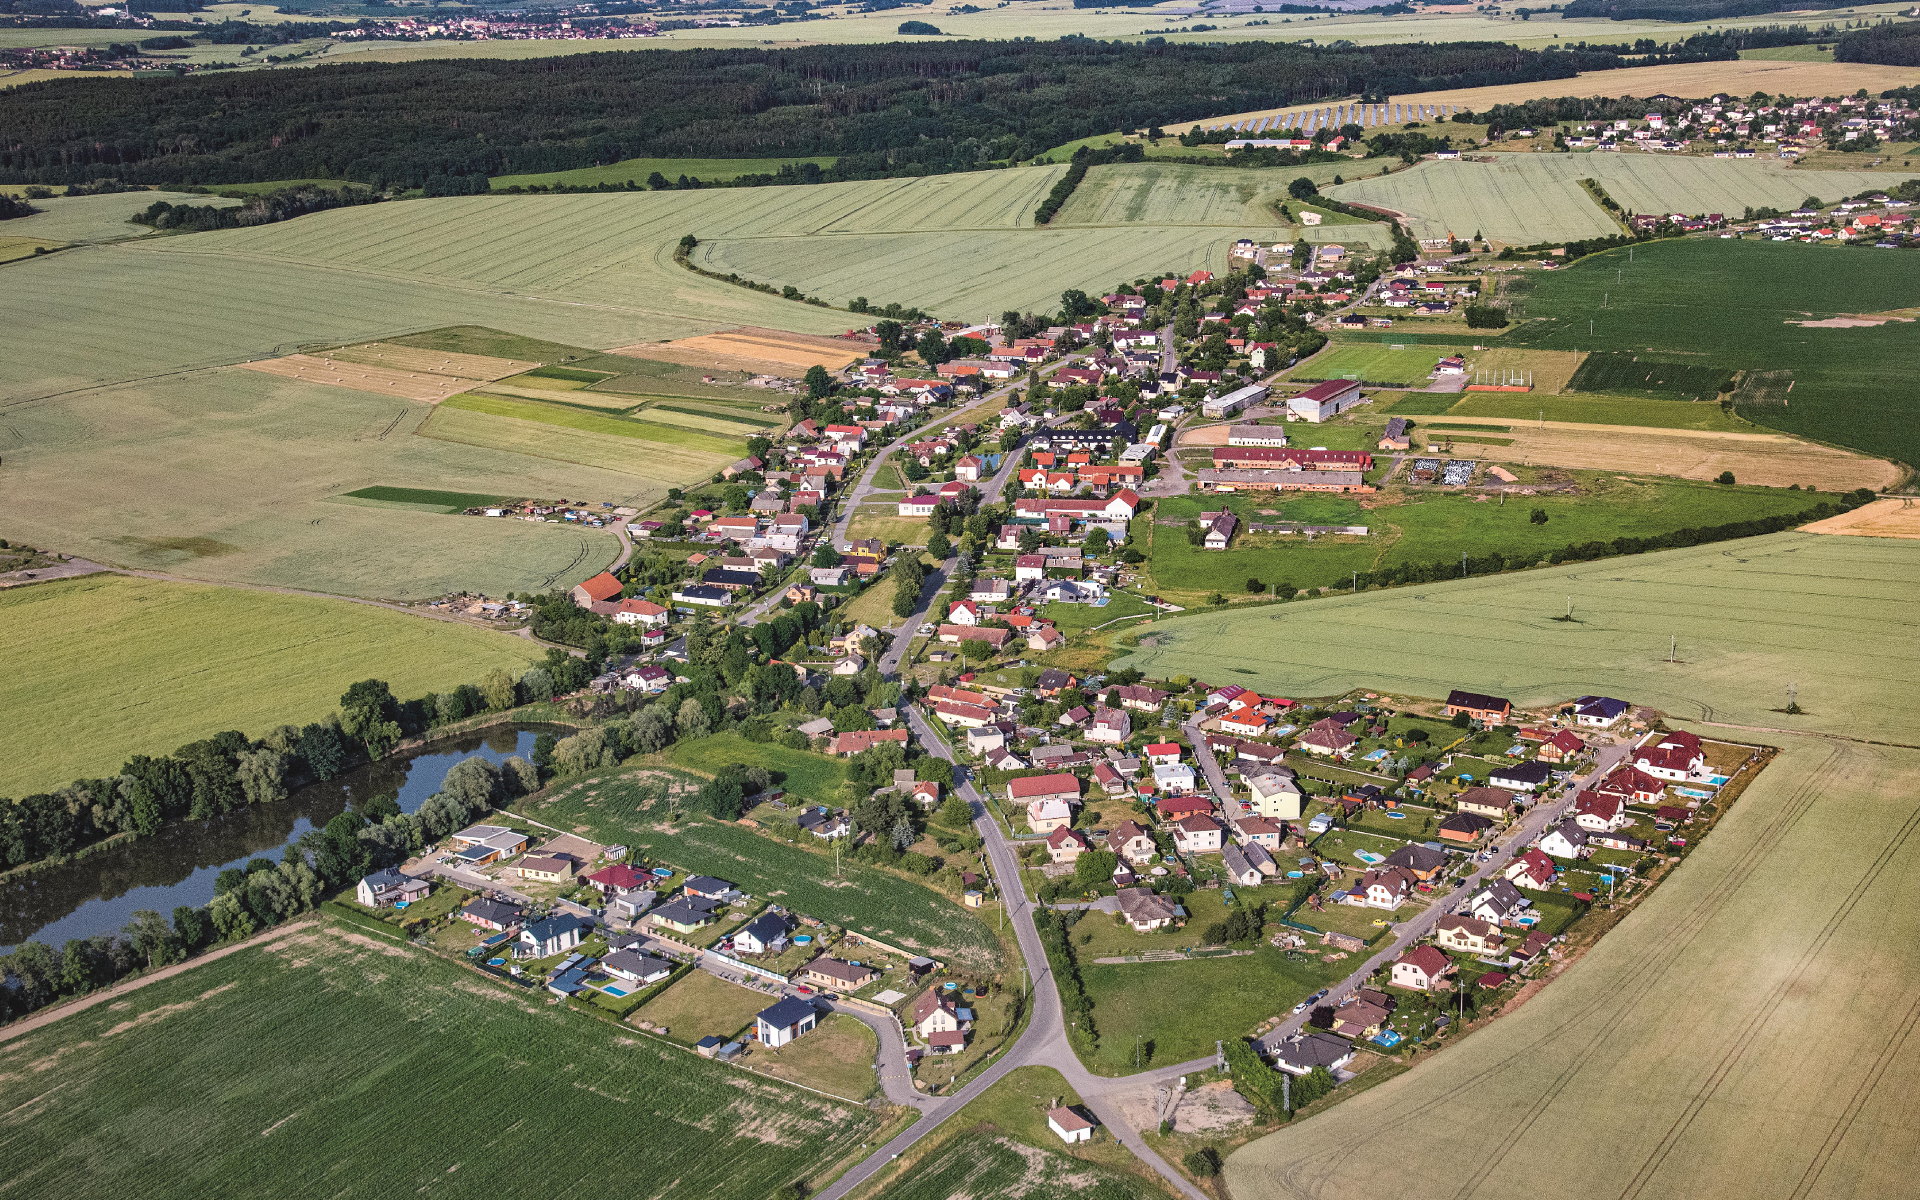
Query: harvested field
[
  {"left": 1227, "top": 733, "right": 1920, "bottom": 1200},
  {"left": 616, "top": 327, "right": 866, "bottom": 375},
  {"left": 240, "top": 349, "right": 531, "bottom": 403},
  {"left": 1458, "top": 420, "right": 1898, "bottom": 491},
  {"left": 1802, "top": 498, "right": 1920, "bottom": 539},
  {"left": 418, "top": 403, "right": 734, "bottom": 490}
]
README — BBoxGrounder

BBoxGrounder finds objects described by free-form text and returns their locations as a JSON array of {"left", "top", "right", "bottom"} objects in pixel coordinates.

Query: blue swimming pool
[
  {"left": 1361, "top": 749, "right": 1389, "bottom": 762},
  {"left": 1675, "top": 786, "right": 1713, "bottom": 799},
  {"left": 602, "top": 985, "right": 630, "bottom": 997},
  {"left": 487, "top": 957, "right": 505, "bottom": 966},
  {"left": 1708, "top": 774, "right": 1731, "bottom": 785}
]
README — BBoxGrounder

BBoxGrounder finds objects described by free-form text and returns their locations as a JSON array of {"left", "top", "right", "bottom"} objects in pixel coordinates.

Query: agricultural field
[
  {"left": 523, "top": 767, "right": 1006, "bottom": 970},
  {"left": 0, "top": 918, "right": 876, "bottom": 1199},
  {"left": 0, "top": 190, "right": 239, "bottom": 246},
  {"left": 1501, "top": 238, "right": 1920, "bottom": 467},
  {"left": 1144, "top": 476, "right": 1818, "bottom": 596},
  {"left": 1436, "top": 391, "right": 1761, "bottom": 431},
  {"left": 1228, "top": 732, "right": 1920, "bottom": 1200},
  {"left": 0, "top": 573, "right": 542, "bottom": 796},
  {"left": 388, "top": 326, "right": 769, "bottom": 403},
  {"left": 0, "top": 367, "right": 632, "bottom": 597},
  {"left": 1117, "top": 530, "right": 1920, "bottom": 743},
  {"left": 1421, "top": 419, "right": 1894, "bottom": 490},
  {"left": 1328, "top": 153, "right": 1920, "bottom": 245},
  {"left": 494, "top": 155, "right": 842, "bottom": 190}
]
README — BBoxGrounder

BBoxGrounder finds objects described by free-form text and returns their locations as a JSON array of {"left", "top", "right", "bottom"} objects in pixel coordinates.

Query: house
[
  {"left": 1437, "top": 812, "right": 1494, "bottom": 844},
  {"left": 452, "top": 823, "right": 526, "bottom": 852},
  {"left": 829, "top": 729, "right": 912, "bottom": 756},
  {"left": 1455, "top": 787, "right": 1516, "bottom": 820},
  {"left": 515, "top": 854, "right": 575, "bottom": 882},
  {"left": 684, "top": 876, "right": 735, "bottom": 900},
  {"left": 1590, "top": 830, "right": 1648, "bottom": 852},
  {"left": 1488, "top": 760, "right": 1552, "bottom": 793},
  {"left": 1434, "top": 912, "right": 1505, "bottom": 955},
  {"left": 1392, "top": 944, "right": 1456, "bottom": 992},
  {"left": 912, "top": 988, "right": 969, "bottom": 1038},
  {"left": 671, "top": 584, "right": 732, "bottom": 608},
  {"left": 1048, "top": 1106, "right": 1095, "bottom": 1144},
  {"left": 1378, "top": 417, "right": 1410, "bottom": 451},
  {"left": 611, "top": 598, "right": 669, "bottom": 627},
  {"left": 520, "top": 914, "right": 586, "bottom": 958},
  {"left": 1247, "top": 772, "right": 1304, "bottom": 820},
  {"left": 1636, "top": 729, "right": 1706, "bottom": 780},
  {"left": 1286, "top": 379, "right": 1365, "bottom": 422},
  {"left": 732, "top": 912, "right": 789, "bottom": 956},
  {"left": 756, "top": 996, "right": 820, "bottom": 1048},
  {"left": 571, "top": 571, "right": 624, "bottom": 610},
  {"left": 1505, "top": 848, "right": 1557, "bottom": 890},
  {"left": 1143, "top": 742, "right": 1182, "bottom": 767},
  {"left": 1358, "top": 865, "right": 1415, "bottom": 909},
  {"left": 650, "top": 896, "right": 722, "bottom": 933},
  {"left": 937, "top": 624, "right": 1012, "bottom": 651},
  {"left": 1541, "top": 819, "right": 1591, "bottom": 860},
  {"left": 1047, "top": 826, "right": 1092, "bottom": 863},
  {"left": 356, "top": 868, "right": 429, "bottom": 909},
  {"left": 1330, "top": 990, "right": 1395, "bottom": 1039},
  {"left": 585, "top": 863, "right": 654, "bottom": 896},
  {"left": 1446, "top": 689, "right": 1513, "bottom": 722},
  {"left": 602, "top": 949, "right": 675, "bottom": 985},
  {"left": 1221, "top": 843, "right": 1264, "bottom": 887},
  {"left": 1009, "top": 773, "right": 1081, "bottom": 808},
  {"left": 1026, "top": 797, "right": 1077, "bottom": 834},
  {"left": 1235, "top": 815, "right": 1285, "bottom": 851},
  {"left": 1174, "top": 812, "right": 1224, "bottom": 854},
  {"left": 1383, "top": 843, "right": 1447, "bottom": 882},
  {"left": 1465, "top": 879, "right": 1530, "bottom": 925},
  {"left": 1013, "top": 553, "right": 1048, "bottom": 582},
  {"left": 1572, "top": 792, "right": 1631, "bottom": 832},
  {"left": 1152, "top": 762, "right": 1198, "bottom": 794},
  {"left": 1297, "top": 727, "right": 1358, "bottom": 758},
  {"left": 965, "top": 724, "right": 1008, "bottom": 756},
  {"left": 1272, "top": 1031, "right": 1356, "bottom": 1077},
  {"left": 1093, "top": 761, "right": 1128, "bottom": 796},
  {"left": 1108, "top": 820, "right": 1159, "bottom": 865},
  {"left": 1536, "top": 729, "right": 1586, "bottom": 764},
  {"left": 1116, "top": 887, "right": 1184, "bottom": 932},
  {"left": 460, "top": 897, "right": 524, "bottom": 931},
  {"left": 1593, "top": 765, "right": 1666, "bottom": 805},
  {"left": 1571, "top": 695, "right": 1631, "bottom": 727},
  {"left": 609, "top": 891, "right": 658, "bottom": 922},
  {"left": 1087, "top": 706, "right": 1132, "bottom": 745},
  {"left": 1198, "top": 509, "right": 1238, "bottom": 551},
  {"left": 1155, "top": 793, "right": 1213, "bottom": 821},
  {"left": 798, "top": 956, "right": 879, "bottom": 991},
  {"left": 1117, "top": 686, "right": 1172, "bottom": 714}
]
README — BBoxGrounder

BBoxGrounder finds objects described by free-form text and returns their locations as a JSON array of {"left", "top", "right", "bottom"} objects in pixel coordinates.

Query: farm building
[{"left": 1286, "top": 379, "right": 1365, "bottom": 422}]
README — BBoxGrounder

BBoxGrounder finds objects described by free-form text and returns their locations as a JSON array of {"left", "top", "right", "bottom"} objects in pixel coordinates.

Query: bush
[
  {"left": 1183, "top": 1147, "right": 1222, "bottom": 1177},
  {"left": 1717, "top": 471, "right": 1735, "bottom": 485},
  {"left": 897, "top": 19, "right": 942, "bottom": 33},
  {"left": 1464, "top": 304, "right": 1509, "bottom": 329}
]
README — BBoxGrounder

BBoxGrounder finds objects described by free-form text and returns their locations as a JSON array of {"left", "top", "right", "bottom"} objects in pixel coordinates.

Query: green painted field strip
[{"left": 342, "top": 485, "right": 514, "bottom": 511}]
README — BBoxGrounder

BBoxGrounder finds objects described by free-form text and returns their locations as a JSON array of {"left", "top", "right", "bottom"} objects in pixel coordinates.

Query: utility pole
[
  {"left": 1566, "top": 595, "right": 1573, "bottom": 619},
  {"left": 1462, "top": 551, "right": 1469, "bottom": 578},
  {"left": 1669, "top": 635, "right": 1676, "bottom": 663}
]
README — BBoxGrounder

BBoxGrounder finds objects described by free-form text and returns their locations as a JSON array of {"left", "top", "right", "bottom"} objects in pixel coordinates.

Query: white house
[
  {"left": 1152, "top": 762, "right": 1198, "bottom": 794},
  {"left": 1247, "top": 772, "right": 1303, "bottom": 820},
  {"left": 356, "top": 868, "right": 429, "bottom": 909},
  {"left": 1221, "top": 843, "right": 1263, "bottom": 887},
  {"left": 1465, "top": 879, "right": 1530, "bottom": 925},
  {"left": 755, "top": 996, "right": 819, "bottom": 1048},
  {"left": 1572, "top": 792, "right": 1631, "bottom": 833},
  {"left": 1541, "top": 819, "right": 1591, "bottom": 860},
  {"left": 1174, "top": 813, "right": 1224, "bottom": 854}
]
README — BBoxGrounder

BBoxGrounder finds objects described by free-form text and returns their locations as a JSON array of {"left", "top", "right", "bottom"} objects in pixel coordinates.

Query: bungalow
[
  {"left": 1221, "top": 843, "right": 1264, "bottom": 887},
  {"left": 1571, "top": 695, "right": 1631, "bottom": 727},
  {"left": 1108, "top": 820, "right": 1159, "bottom": 865},
  {"left": 1536, "top": 729, "right": 1586, "bottom": 764},
  {"left": 1116, "top": 887, "right": 1185, "bottom": 932},
  {"left": 938, "top": 624, "right": 1013, "bottom": 651},
  {"left": 970, "top": 578, "right": 1014, "bottom": 603},
  {"left": 1455, "top": 787, "right": 1517, "bottom": 820},
  {"left": 1093, "top": 761, "right": 1128, "bottom": 796},
  {"left": 1465, "top": 879, "right": 1530, "bottom": 925},
  {"left": 798, "top": 956, "right": 879, "bottom": 991},
  {"left": 671, "top": 584, "right": 732, "bottom": 608},
  {"left": 1174, "top": 812, "right": 1224, "bottom": 854},
  {"left": 1330, "top": 990, "right": 1395, "bottom": 1039},
  {"left": 1378, "top": 417, "right": 1411, "bottom": 451},
  {"left": 1198, "top": 509, "right": 1238, "bottom": 551},
  {"left": 1383, "top": 843, "right": 1447, "bottom": 882},
  {"left": 1572, "top": 791, "right": 1631, "bottom": 832},
  {"left": 651, "top": 896, "right": 723, "bottom": 933},
  {"left": 1272, "top": 1031, "right": 1356, "bottom": 1077},
  {"left": 1048, "top": 1106, "right": 1095, "bottom": 1144},
  {"left": 515, "top": 854, "right": 575, "bottom": 882},
  {"left": 1590, "top": 829, "right": 1648, "bottom": 852},
  {"left": 756, "top": 996, "right": 820, "bottom": 1048},
  {"left": 1434, "top": 913, "right": 1505, "bottom": 956},
  {"left": 356, "top": 868, "right": 430, "bottom": 909},
  {"left": 1445, "top": 689, "right": 1513, "bottom": 723},
  {"left": 1541, "top": 819, "right": 1591, "bottom": 860},
  {"left": 1635, "top": 729, "right": 1706, "bottom": 780},
  {"left": 1438, "top": 812, "right": 1494, "bottom": 844},
  {"left": 520, "top": 914, "right": 586, "bottom": 958},
  {"left": 1392, "top": 944, "right": 1456, "bottom": 992},
  {"left": 1297, "top": 727, "right": 1358, "bottom": 758},
  {"left": 897, "top": 494, "right": 940, "bottom": 517},
  {"left": 1505, "top": 848, "right": 1557, "bottom": 890},
  {"left": 1116, "top": 686, "right": 1172, "bottom": 714},
  {"left": 1488, "top": 760, "right": 1552, "bottom": 793},
  {"left": 935, "top": 700, "right": 997, "bottom": 728},
  {"left": 1047, "top": 826, "right": 1092, "bottom": 863},
  {"left": 1593, "top": 765, "right": 1666, "bottom": 805},
  {"left": 585, "top": 863, "right": 655, "bottom": 896},
  {"left": 829, "top": 729, "right": 911, "bottom": 756},
  {"left": 460, "top": 897, "right": 524, "bottom": 931},
  {"left": 1155, "top": 793, "right": 1213, "bottom": 821},
  {"left": 602, "top": 949, "right": 675, "bottom": 986}
]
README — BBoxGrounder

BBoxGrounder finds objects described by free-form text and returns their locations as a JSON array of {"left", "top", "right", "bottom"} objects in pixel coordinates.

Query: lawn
[
  {"left": 1292, "top": 342, "right": 1469, "bottom": 386},
  {"left": 1078, "top": 941, "right": 1348, "bottom": 1075},
  {"left": 666, "top": 731, "right": 851, "bottom": 802},
  {"left": 1040, "top": 591, "right": 1155, "bottom": 632},
  {"left": 751, "top": 1012, "right": 880, "bottom": 1101},
  {"left": 1118, "top": 530, "right": 1917, "bottom": 745},
  {"left": 1501, "top": 238, "right": 1920, "bottom": 467},
  {"left": 845, "top": 506, "right": 934, "bottom": 548},
  {"left": 0, "top": 574, "right": 542, "bottom": 796},
  {"left": 636, "top": 965, "right": 774, "bottom": 1045},
  {"left": 1145, "top": 474, "right": 1815, "bottom": 595},
  {"left": 0, "top": 916, "right": 874, "bottom": 1198},
  {"left": 524, "top": 768, "right": 1005, "bottom": 970}
]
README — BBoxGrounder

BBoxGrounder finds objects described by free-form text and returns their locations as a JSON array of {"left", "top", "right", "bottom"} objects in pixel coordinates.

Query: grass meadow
[
  {"left": 0, "top": 574, "right": 541, "bottom": 796},
  {"left": 0, "top": 918, "right": 875, "bottom": 1198},
  {"left": 1295, "top": 342, "right": 1470, "bottom": 386},
  {"left": 494, "top": 155, "right": 842, "bottom": 189},
  {"left": 1228, "top": 732, "right": 1920, "bottom": 1200},
  {"left": 1144, "top": 476, "right": 1813, "bottom": 596},
  {"left": 1329, "top": 153, "right": 1920, "bottom": 245},
  {"left": 1118, "top": 530, "right": 1920, "bottom": 744},
  {"left": 525, "top": 766, "right": 1005, "bottom": 970},
  {"left": 665, "top": 731, "right": 851, "bottom": 802},
  {"left": 1501, "top": 238, "right": 1920, "bottom": 467}
]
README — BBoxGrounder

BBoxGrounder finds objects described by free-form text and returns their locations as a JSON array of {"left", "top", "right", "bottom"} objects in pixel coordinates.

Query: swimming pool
[
  {"left": 1708, "top": 774, "right": 1732, "bottom": 786},
  {"left": 1674, "top": 786, "right": 1713, "bottom": 799},
  {"left": 1353, "top": 850, "right": 1385, "bottom": 865},
  {"left": 1386, "top": 811, "right": 1407, "bottom": 820},
  {"left": 1361, "top": 749, "right": 1389, "bottom": 762},
  {"left": 488, "top": 957, "right": 506, "bottom": 966},
  {"left": 602, "top": 985, "right": 630, "bottom": 997}
]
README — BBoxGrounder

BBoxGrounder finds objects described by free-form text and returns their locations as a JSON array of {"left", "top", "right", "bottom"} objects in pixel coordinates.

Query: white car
[{"left": 918, "top": 623, "right": 935, "bottom": 635}]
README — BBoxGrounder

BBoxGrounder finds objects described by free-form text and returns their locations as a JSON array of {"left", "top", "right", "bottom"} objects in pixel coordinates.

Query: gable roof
[
  {"left": 1397, "top": 944, "right": 1451, "bottom": 977},
  {"left": 1447, "top": 688, "right": 1512, "bottom": 713}
]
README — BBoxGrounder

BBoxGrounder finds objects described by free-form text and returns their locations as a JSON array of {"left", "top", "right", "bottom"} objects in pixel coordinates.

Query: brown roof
[
  {"left": 1010, "top": 773, "right": 1081, "bottom": 800},
  {"left": 575, "top": 571, "right": 623, "bottom": 602},
  {"left": 1048, "top": 1105, "right": 1094, "bottom": 1131},
  {"left": 804, "top": 957, "right": 876, "bottom": 986}
]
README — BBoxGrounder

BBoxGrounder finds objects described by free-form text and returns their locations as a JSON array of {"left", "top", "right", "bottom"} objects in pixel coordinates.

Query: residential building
[
  {"left": 515, "top": 855, "right": 574, "bottom": 882},
  {"left": 1505, "top": 848, "right": 1557, "bottom": 889},
  {"left": 1155, "top": 793, "right": 1212, "bottom": 821},
  {"left": 650, "top": 896, "right": 722, "bottom": 933},
  {"left": 1434, "top": 914, "right": 1505, "bottom": 956},
  {"left": 1572, "top": 792, "right": 1631, "bottom": 832},
  {"left": 1221, "top": 843, "right": 1263, "bottom": 887},
  {"left": 602, "top": 950, "right": 675, "bottom": 985},
  {"left": 460, "top": 897, "right": 524, "bottom": 931},
  {"left": 1174, "top": 812, "right": 1224, "bottom": 854},
  {"left": 798, "top": 957, "right": 879, "bottom": 991},
  {"left": 1116, "top": 887, "right": 1184, "bottom": 931},
  {"left": 571, "top": 571, "right": 623, "bottom": 610},
  {"left": 585, "top": 864, "right": 654, "bottom": 896},
  {"left": 829, "top": 729, "right": 912, "bottom": 756},
  {"left": 1455, "top": 787, "right": 1517, "bottom": 820},
  {"left": 1392, "top": 944, "right": 1455, "bottom": 991},
  {"left": 520, "top": 914, "right": 585, "bottom": 958},
  {"left": 1383, "top": 843, "right": 1447, "bottom": 881},
  {"left": 1540, "top": 820, "right": 1591, "bottom": 860},
  {"left": 1536, "top": 729, "right": 1587, "bottom": 763},
  {"left": 732, "top": 912, "right": 789, "bottom": 956},
  {"left": 1152, "top": 762, "right": 1198, "bottom": 794},
  {"left": 1009, "top": 773, "right": 1081, "bottom": 808},
  {"left": 1108, "top": 820, "right": 1159, "bottom": 865},
  {"left": 1571, "top": 695, "right": 1631, "bottom": 727},
  {"left": 1445, "top": 689, "right": 1513, "bottom": 722},
  {"left": 1465, "top": 879, "right": 1530, "bottom": 925},
  {"left": 1488, "top": 760, "right": 1552, "bottom": 792},
  {"left": 1026, "top": 797, "right": 1077, "bottom": 833},
  {"left": 1593, "top": 765, "right": 1666, "bottom": 805},
  {"left": 355, "top": 868, "right": 429, "bottom": 909},
  {"left": 1330, "top": 990, "right": 1395, "bottom": 1039},
  {"left": 1235, "top": 815, "right": 1284, "bottom": 850},
  {"left": 1438, "top": 812, "right": 1494, "bottom": 844},
  {"left": 1247, "top": 771, "right": 1304, "bottom": 820},
  {"left": 756, "top": 996, "right": 819, "bottom": 1048},
  {"left": 684, "top": 876, "right": 735, "bottom": 900},
  {"left": 1636, "top": 729, "right": 1706, "bottom": 780},
  {"left": 1271, "top": 1031, "right": 1356, "bottom": 1077},
  {"left": 1047, "top": 826, "right": 1091, "bottom": 863},
  {"left": 1358, "top": 865, "right": 1415, "bottom": 909},
  {"left": 1198, "top": 509, "right": 1238, "bottom": 550},
  {"left": 1087, "top": 706, "right": 1132, "bottom": 745}
]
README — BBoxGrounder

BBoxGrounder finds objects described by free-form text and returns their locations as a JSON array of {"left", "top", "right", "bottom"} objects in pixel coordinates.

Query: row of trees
[{"left": 129, "top": 184, "right": 380, "bottom": 232}]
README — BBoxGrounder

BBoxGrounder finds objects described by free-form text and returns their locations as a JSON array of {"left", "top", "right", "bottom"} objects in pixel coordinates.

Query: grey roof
[
  {"left": 1384, "top": 844, "right": 1446, "bottom": 873},
  {"left": 739, "top": 912, "right": 788, "bottom": 944},
  {"left": 1472, "top": 878, "right": 1527, "bottom": 911},
  {"left": 1222, "top": 843, "right": 1257, "bottom": 880},
  {"left": 462, "top": 897, "right": 524, "bottom": 926},
  {"left": 651, "top": 899, "right": 717, "bottom": 926},
  {"left": 1491, "top": 759, "right": 1553, "bottom": 786},
  {"left": 602, "top": 950, "right": 675, "bottom": 981},
  {"left": 757, "top": 996, "right": 818, "bottom": 1029},
  {"left": 1274, "top": 1031, "right": 1355, "bottom": 1072},
  {"left": 523, "top": 913, "right": 584, "bottom": 945},
  {"left": 685, "top": 875, "right": 733, "bottom": 895}
]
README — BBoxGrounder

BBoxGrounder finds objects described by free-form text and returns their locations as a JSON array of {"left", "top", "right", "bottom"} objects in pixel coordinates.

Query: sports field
[
  {"left": 0, "top": 918, "right": 874, "bottom": 1198},
  {"left": 0, "top": 574, "right": 541, "bottom": 796},
  {"left": 1329, "top": 154, "right": 1920, "bottom": 245},
  {"left": 1227, "top": 732, "right": 1920, "bottom": 1200},
  {"left": 1500, "top": 238, "right": 1920, "bottom": 467},
  {"left": 1293, "top": 343, "right": 1470, "bottom": 386},
  {"left": 1118, "top": 531, "right": 1919, "bottom": 743}
]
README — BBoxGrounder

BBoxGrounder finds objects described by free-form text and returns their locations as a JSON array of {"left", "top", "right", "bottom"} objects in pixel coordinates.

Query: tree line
[
  {"left": 0, "top": 38, "right": 1627, "bottom": 188},
  {"left": 130, "top": 184, "right": 380, "bottom": 232}
]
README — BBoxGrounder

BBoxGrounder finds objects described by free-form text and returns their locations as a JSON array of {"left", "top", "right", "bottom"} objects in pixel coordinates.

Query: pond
[{"left": 0, "top": 723, "right": 565, "bottom": 952}]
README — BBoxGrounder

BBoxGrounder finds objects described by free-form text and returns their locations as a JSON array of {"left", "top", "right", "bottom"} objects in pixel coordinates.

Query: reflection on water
[{"left": 0, "top": 724, "right": 557, "bottom": 952}]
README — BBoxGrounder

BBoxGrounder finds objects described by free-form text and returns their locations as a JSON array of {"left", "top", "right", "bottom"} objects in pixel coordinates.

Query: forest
[
  {"left": 0, "top": 38, "right": 1627, "bottom": 187},
  {"left": 1836, "top": 21, "right": 1920, "bottom": 67}
]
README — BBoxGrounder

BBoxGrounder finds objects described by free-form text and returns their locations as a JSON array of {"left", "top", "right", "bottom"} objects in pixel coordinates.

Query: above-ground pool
[
  {"left": 487, "top": 958, "right": 506, "bottom": 966},
  {"left": 793, "top": 934, "right": 813, "bottom": 945},
  {"left": 1286, "top": 871, "right": 1305, "bottom": 879},
  {"left": 602, "top": 986, "right": 630, "bottom": 997},
  {"left": 651, "top": 867, "right": 674, "bottom": 878},
  {"left": 1386, "top": 811, "right": 1407, "bottom": 820},
  {"left": 1353, "top": 850, "right": 1385, "bottom": 865},
  {"left": 1362, "top": 749, "right": 1389, "bottom": 762}
]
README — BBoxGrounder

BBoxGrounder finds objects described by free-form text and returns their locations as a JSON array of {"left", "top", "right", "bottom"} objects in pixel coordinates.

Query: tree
[
  {"left": 125, "top": 909, "right": 176, "bottom": 969},
  {"left": 1717, "top": 470, "right": 1736, "bottom": 485},
  {"left": 804, "top": 364, "right": 832, "bottom": 399},
  {"left": 1071, "top": 848, "right": 1119, "bottom": 890},
  {"left": 235, "top": 747, "right": 290, "bottom": 806},
  {"left": 1183, "top": 1147, "right": 1222, "bottom": 1177},
  {"left": 1084, "top": 527, "right": 1110, "bottom": 555},
  {"left": 812, "top": 542, "right": 842, "bottom": 569},
  {"left": 480, "top": 668, "right": 518, "bottom": 712},
  {"left": 876, "top": 320, "right": 904, "bottom": 355},
  {"left": 926, "top": 529, "right": 951, "bottom": 560},
  {"left": 677, "top": 696, "right": 711, "bottom": 739},
  {"left": 917, "top": 329, "right": 948, "bottom": 364},
  {"left": 338, "top": 680, "right": 401, "bottom": 758},
  {"left": 1464, "top": 304, "right": 1509, "bottom": 329},
  {"left": 1529, "top": 508, "right": 1548, "bottom": 525},
  {"left": 1060, "top": 288, "right": 1096, "bottom": 318},
  {"left": 1288, "top": 176, "right": 1319, "bottom": 200}
]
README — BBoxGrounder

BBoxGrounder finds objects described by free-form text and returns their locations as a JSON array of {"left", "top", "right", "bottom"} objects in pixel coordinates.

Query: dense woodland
[
  {"left": 0, "top": 38, "right": 1630, "bottom": 186},
  {"left": 1563, "top": 0, "right": 1852, "bottom": 20},
  {"left": 1837, "top": 21, "right": 1920, "bottom": 67}
]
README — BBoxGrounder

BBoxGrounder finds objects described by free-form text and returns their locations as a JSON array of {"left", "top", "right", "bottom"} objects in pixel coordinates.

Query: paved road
[{"left": 1250, "top": 739, "right": 1631, "bottom": 1055}]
